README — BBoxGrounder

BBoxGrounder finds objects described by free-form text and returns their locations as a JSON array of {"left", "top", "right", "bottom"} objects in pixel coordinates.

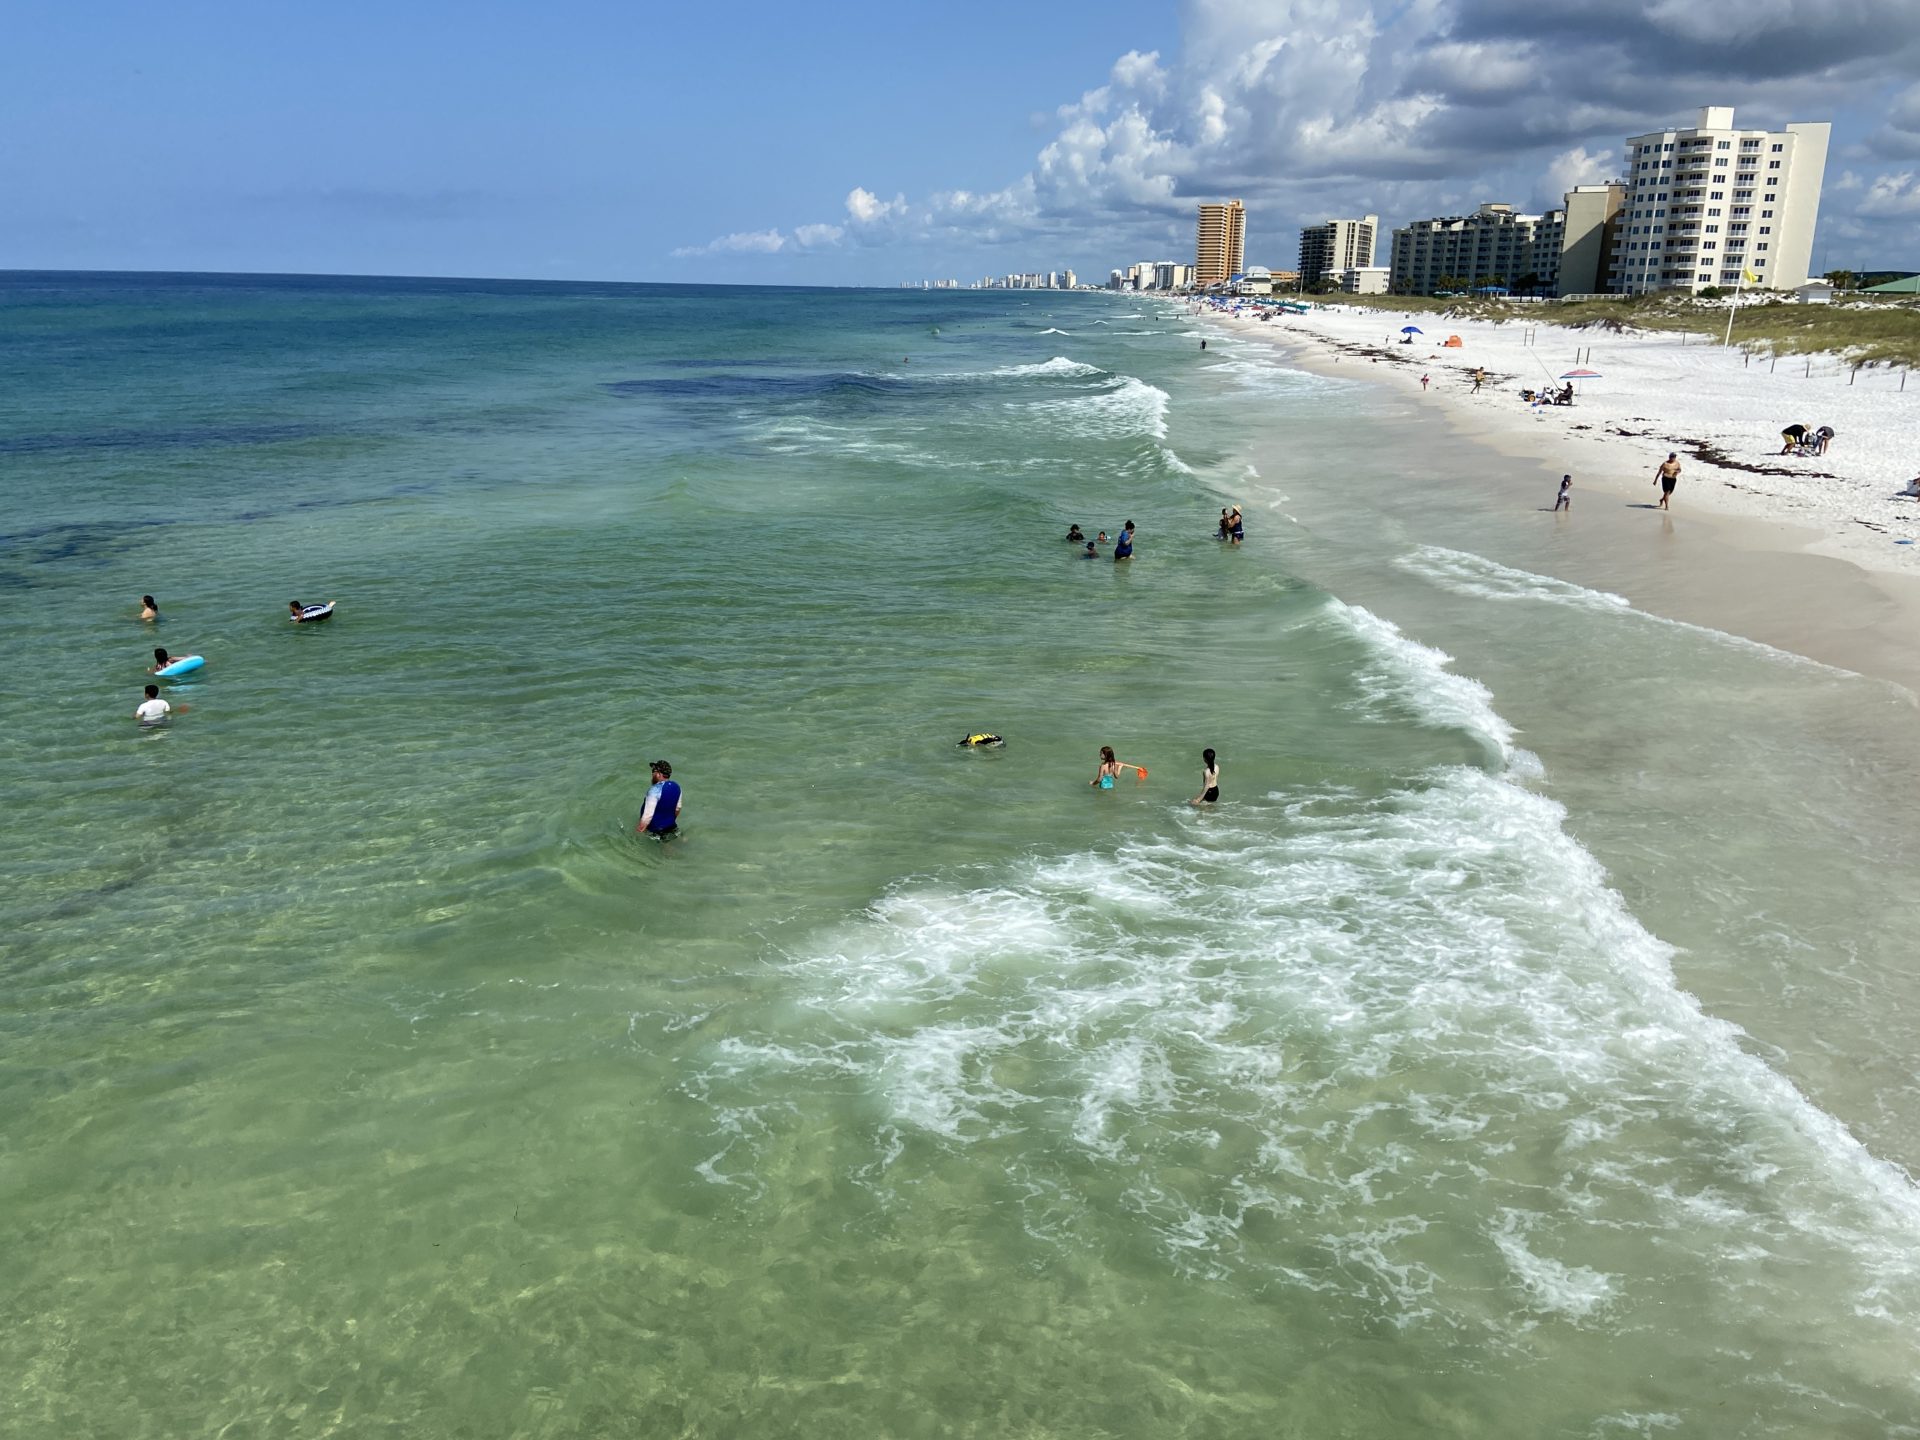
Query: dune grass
[{"left": 1318, "top": 292, "right": 1920, "bottom": 367}]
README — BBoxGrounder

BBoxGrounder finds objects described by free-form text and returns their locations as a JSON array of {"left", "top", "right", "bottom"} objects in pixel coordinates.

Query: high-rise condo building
[
  {"left": 1194, "top": 201, "right": 1246, "bottom": 286},
  {"left": 1298, "top": 215, "right": 1378, "bottom": 288},
  {"left": 1609, "top": 106, "right": 1829, "bottom": 294},
  {"left": 1389, "top": 204, "right": 1555, "bottom": 296},
  {"left": 1388, "top": 186, "right": 1625, "bottom": 298}
]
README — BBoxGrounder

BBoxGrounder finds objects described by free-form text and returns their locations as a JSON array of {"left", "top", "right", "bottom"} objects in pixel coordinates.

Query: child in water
[{"left": 1189, "top": 748, "right": 1219, "bottom": 806}]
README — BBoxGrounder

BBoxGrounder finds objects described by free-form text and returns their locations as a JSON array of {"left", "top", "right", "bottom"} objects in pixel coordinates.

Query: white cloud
[
  {"left": 845, "top": 187, "right": 907, "bottom": 225},
  {"left": 671, "top": 0, "right": 1920, "bottom": 267},
  {"left": 1858, "top": 171, "right": 1920, "bottom": 216},
  {"left": 792, "top": 223, "right": 844, "bottom": 248},
  {"left": 1543, "top": 146, "right": 1616, "bottom": 198},
  {"left": 670, "top": 228, "right": 788, "bottom": 258}
]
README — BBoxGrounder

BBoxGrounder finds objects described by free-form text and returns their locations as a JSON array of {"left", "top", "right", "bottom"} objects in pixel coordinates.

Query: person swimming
[
  {"left": 1066, "top": 525, "right": 1085, "bottom": 543},
  {"left": 139, "top": 595, "right": 159, "bottom": 621},
  {"left": 289, "top": 600, "right": 335, "bottom": 622},
  {"left": 1082, "top": 541, "right": 1098, "bottom": 558},
  {"left": 959, "top": 733, "right": 1005, "bottom": 748},
  {"left": 150, "top": 647, "right": 186, "bottom": 673}
]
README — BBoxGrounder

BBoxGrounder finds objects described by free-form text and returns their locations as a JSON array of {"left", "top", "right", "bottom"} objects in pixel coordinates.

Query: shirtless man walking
[{"left": 1654, "top": 453, "right": 1682, "bottom": 510}]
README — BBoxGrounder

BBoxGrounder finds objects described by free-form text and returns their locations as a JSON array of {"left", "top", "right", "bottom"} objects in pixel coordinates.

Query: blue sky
[{"left": 5, "top": 0, "right": 1917, "bottom": 283}]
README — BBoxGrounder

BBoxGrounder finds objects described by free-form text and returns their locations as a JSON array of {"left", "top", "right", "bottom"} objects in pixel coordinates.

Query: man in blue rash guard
[{"left": 636, "top": 760, "right": 682, "bottom": 837}]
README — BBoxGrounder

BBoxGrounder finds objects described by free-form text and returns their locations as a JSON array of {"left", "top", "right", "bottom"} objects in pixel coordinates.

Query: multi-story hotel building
[
  {"left": 1297, "top": 215, "right": 1378, "bottom": 289},
  {"left": 1390, "top": 204, "right": 1553, "bottom": 295},
  {"left": 1388, "top": 186, "right": 1625, "bottom": 297},
  {"left": 1194, "top": 201, "right": 1246, "bottom": 287},
  {"left": 1608, "top": 106, "right": 1829, "bottom": 294}
]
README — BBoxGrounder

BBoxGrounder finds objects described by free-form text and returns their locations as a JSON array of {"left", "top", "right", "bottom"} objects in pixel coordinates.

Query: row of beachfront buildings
[{"left": 1111, "top": 107, "right": 1831, "bottom": 299}]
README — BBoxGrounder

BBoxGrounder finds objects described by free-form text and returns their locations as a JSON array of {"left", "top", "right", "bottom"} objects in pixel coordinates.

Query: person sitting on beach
[
  {"left": 1066, "top": 524, "right": 1085, "bottom": 544},
  {"left": 1900, "top": 475, "right": 1920, "bottom": 499},
  {"left": 139, "top": 595, "right": 159, "bottom": 622}
]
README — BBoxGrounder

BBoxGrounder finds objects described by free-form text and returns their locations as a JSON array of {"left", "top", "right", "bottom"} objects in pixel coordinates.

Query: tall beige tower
[
  {"left": 1609, "top": 105, "right": 1830, "bottom": 294},
  {"left": 1195, "top": 201, "right": 1246, "bottom": 286}
]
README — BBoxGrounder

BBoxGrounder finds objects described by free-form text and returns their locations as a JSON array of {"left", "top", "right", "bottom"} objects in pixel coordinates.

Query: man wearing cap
[{"left": 635, "top": 760, "right": 682, "bottom": 837}]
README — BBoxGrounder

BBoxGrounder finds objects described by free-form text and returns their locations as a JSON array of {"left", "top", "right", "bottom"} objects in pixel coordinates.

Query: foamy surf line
[
  {"left": 688, "top": 598, "right": 1920, "bottom": 1345},
  {"left": 1399, "top": 545, "right": 1867, "bottom": 680}
]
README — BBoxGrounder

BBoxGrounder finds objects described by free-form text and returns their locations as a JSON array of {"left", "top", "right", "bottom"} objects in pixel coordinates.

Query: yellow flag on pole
[{"left": 1743, "top": 269, "right": 1760, "bottom": 285}]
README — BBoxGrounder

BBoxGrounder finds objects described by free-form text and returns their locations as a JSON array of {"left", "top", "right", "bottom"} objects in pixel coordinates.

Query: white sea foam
[
  {"left": 1400, "top": 546, "right": 1865, "bottom": 678},
  {"left": 1037, "top": 328, "right": 1072, "bottom": 336},
  {"left": 1025, "top": 375, "right": 1170, "bottom": 440},
  {"left": 1329, "top": 598, "right": 1516, "bottom": 763},
  {"left": 691, "top": 736, "right": 1920, "bottom": 1341},
  {"left": 989, "top": 356, "right": 1100, "bottom": 379},
  {"left": 1399, "top": 546, "right": 1630, "bottom": 613}
]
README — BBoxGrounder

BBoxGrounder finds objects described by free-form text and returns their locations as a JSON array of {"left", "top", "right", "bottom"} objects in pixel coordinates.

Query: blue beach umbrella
[{"left": 1400, "top": 325, "right": 1423, "bottom": 334}]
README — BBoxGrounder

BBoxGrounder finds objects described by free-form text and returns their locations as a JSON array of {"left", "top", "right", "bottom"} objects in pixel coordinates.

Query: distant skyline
[{"left": 6, "top": 0, "right": 1919, "bottom": 284}]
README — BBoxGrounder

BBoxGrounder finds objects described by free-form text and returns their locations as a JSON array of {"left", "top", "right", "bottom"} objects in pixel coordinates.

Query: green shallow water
[{"left": 5, "top": 274, "right": 1920, "bottom": 1437}]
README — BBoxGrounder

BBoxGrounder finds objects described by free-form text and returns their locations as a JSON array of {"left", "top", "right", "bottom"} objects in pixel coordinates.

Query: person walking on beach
[
  {"left": 1420, "top": 374, "right": 1430, "bottom": 391},
  {"left": 1654, "top": 453, "right": 1681, "bottom": 510},
  {"left": 1472, "top": 368, "right": 1486, "bottom": 394},
  {"left": 1190, "top": 749, "right": 1220, "bottom": 807},
  {"left": 635, "top": 760, "right": 682, "bottom": 838},
  {"left": 1554, "top": 475, "right": 1571, "bottom": 512},
  {"left": 1113, "top": 521, "right": 1135, "bottom": 561}
]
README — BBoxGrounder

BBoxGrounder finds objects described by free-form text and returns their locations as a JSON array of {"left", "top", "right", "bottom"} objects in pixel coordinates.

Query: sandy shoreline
[{"left": 1202, "top": 304, "right": 1920, "bottom": 695}]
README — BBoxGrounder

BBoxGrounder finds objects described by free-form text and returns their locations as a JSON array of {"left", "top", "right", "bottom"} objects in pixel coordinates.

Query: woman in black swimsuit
[{"left": 1190, "top": 748, "right": 1219, "bottom": 806}]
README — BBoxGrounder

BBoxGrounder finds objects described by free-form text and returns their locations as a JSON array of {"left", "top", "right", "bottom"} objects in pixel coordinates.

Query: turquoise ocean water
[{"left": 5, "top": 272, "right": 1920, "bottom": 1436}]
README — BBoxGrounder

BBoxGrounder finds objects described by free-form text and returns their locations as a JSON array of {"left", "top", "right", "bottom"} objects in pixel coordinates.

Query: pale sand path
[{"left": 1199, "top": 303, "right": 1920, "bottom": 695}]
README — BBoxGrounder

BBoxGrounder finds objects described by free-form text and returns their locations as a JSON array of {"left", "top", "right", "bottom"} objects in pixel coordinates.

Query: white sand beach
[
  {"left": 1216, "top": 302, "right": 1920, "bottom": 566},
  {"left": 1201, "top": 300, "right": 1920, "bottom": 690}
]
